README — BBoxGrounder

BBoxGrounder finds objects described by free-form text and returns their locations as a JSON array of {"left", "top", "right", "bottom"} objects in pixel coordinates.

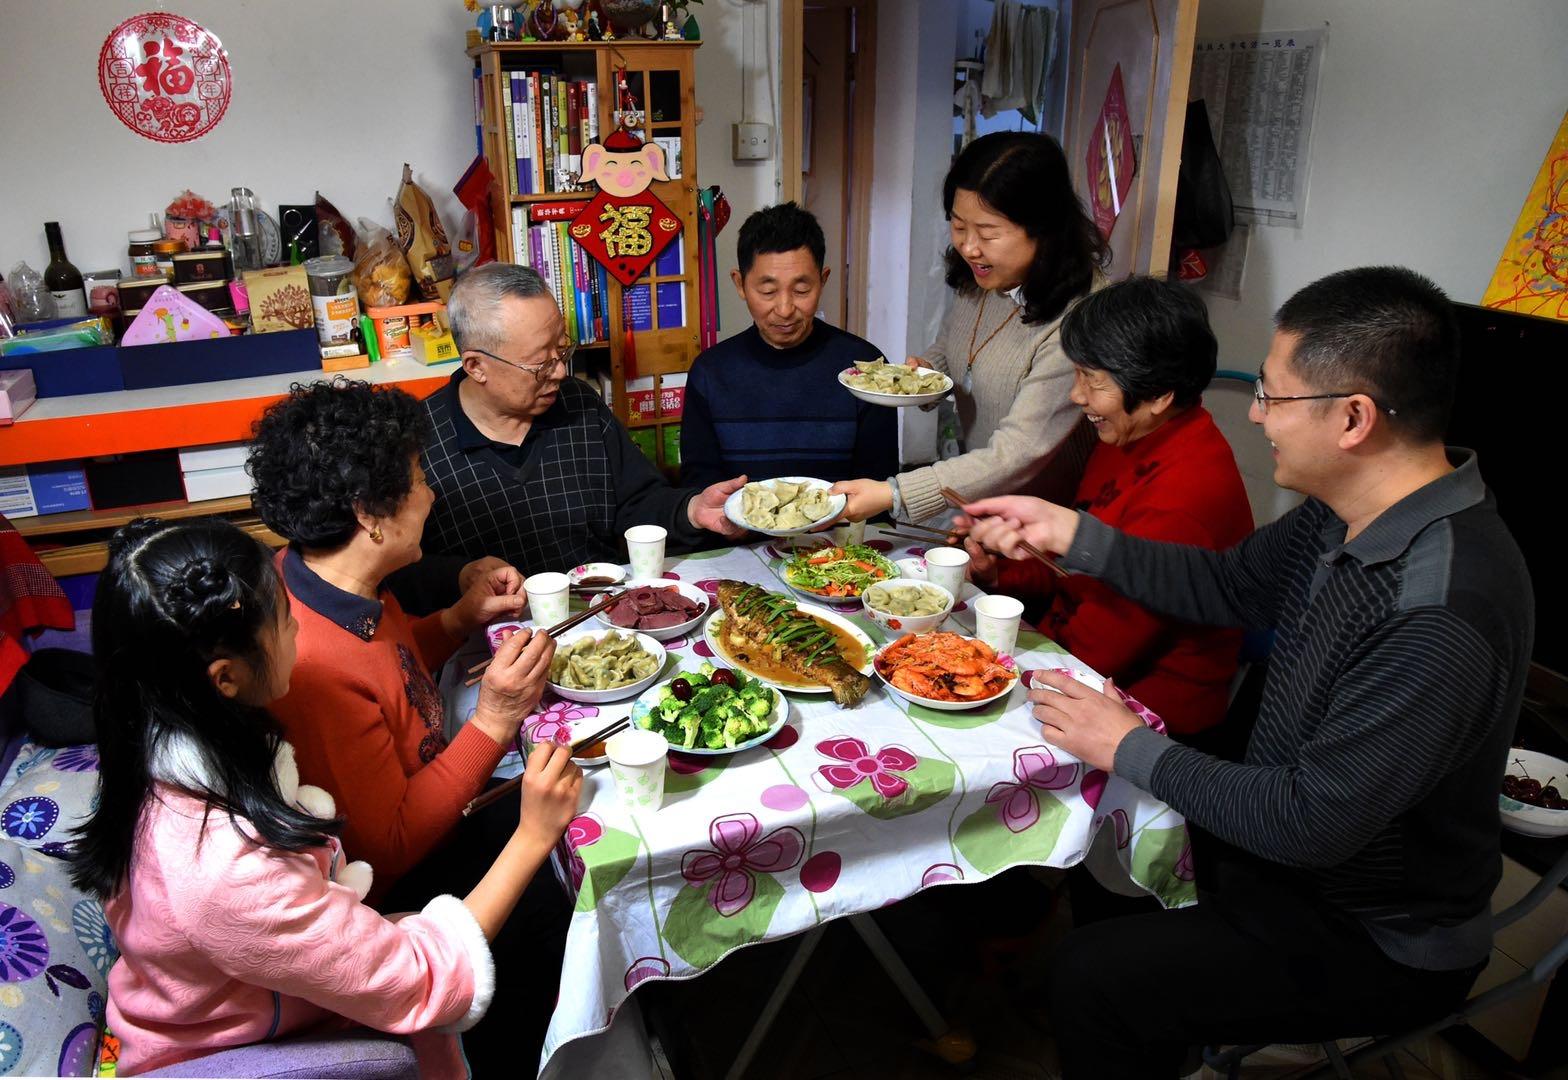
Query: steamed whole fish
[{"left": 714, "top": 581, "right": 871, "bottom": 707}]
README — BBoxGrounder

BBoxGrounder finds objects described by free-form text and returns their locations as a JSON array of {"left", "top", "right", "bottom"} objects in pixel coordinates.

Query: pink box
[{"left": 0, "top": 369, "right": 37, "bottom": 425}]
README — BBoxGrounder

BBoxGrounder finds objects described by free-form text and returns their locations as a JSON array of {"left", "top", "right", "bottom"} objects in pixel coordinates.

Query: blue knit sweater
[{"left": 679, "top": 321, "right": 899, "bottom": 489}]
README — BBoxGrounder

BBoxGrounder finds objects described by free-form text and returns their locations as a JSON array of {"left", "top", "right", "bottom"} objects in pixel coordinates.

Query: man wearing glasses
[
  {"left": 962, "top": 267, "right": 1534, "bottom": 1078},
  {"left": 406, "top": 263, "right": 746, "bottom": 602}
]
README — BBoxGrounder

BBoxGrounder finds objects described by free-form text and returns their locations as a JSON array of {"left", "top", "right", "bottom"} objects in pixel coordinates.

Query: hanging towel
[{"left": 981, "top": 0, "right": 1057, "bottom": 123}]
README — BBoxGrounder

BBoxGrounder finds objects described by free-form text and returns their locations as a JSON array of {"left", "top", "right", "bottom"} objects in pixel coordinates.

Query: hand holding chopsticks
[
  {"left": 462, "top": 715, "right": 630, "bottom": 818},
  {"left": 941, "top": 488, "right": 1076, "bottom": 577},
  {"left": 465, "top": 589, "right": 625, "bottom": 687}
]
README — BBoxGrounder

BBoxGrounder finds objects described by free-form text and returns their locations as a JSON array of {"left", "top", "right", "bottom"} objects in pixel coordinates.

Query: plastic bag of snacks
[
  {"left": 353, "top": 219, "right": 414, "bottom": 308},
  {"left": 394, "top": 164, "right": 455, "bottom": 302},
  {"left": 6, "top": 262, "right": 56, "bottom": 324},
  {"left": 316, "top": 191, "right": 357, "bottom": 259}
]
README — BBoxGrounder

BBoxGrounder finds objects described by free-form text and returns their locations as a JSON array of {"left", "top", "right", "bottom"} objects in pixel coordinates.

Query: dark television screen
[{"left": 1447, "top": 303, "right": 1565, "bottom": 677}]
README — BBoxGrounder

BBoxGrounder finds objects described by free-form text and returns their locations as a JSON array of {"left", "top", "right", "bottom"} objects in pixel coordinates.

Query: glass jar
[{"left": 128, "top": 228, "right": 162, "bottom": 279}]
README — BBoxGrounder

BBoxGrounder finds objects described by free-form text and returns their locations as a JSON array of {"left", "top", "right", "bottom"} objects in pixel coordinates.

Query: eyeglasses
[
  {"left": 469, "top": 339, "right": 577, "bottom": 383},
  {"left": 1253, "top": 377, "right": 1397, "bottom": 417}
]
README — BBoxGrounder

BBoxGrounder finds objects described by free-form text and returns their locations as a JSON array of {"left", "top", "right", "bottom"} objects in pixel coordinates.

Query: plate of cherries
[{"left": 1500, "top": 747, "right": 1568, "bottom": 838}]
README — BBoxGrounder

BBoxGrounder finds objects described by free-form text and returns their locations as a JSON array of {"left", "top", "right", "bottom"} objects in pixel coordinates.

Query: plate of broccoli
[{"left": 631, "top": 662, "right": 789, "bottom": 755}]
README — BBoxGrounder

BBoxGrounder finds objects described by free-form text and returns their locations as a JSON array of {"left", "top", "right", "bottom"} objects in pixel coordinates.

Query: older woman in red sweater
[
  {"left": 248, "top": 379, "right": 564, "bottom": 1073},
  {"left": 966, "top": 276, "right": 1253, "bottom": 737}
]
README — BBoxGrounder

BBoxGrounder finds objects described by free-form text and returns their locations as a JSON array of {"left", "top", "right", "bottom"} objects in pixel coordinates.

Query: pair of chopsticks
[
  {"left": 464, "top": 589, "right": 624, "bottom": 687},
  {"left": 461, "top": 715, "right": 632, "bottom": 817},
  {"left": 937, "top": 486, "right": 1069, "bottom": 579}
]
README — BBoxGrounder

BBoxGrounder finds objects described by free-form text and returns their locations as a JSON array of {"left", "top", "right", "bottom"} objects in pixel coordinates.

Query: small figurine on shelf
[
  {"left": 552, "top": 0, "right": 585, "bottom": 39},
  {"left": 661, "top": 4, "right": 681, "bottom": 40},
  {"left": 586, "top": 0, "right": 607, "bottom": 39},
  {"left": 529, "top": 0, "right": 558, "bottom": 40}
]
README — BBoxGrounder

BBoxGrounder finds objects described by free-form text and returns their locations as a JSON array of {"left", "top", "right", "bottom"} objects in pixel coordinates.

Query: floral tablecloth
[{"left": 439, "top": 530, "right": 1195, "bottom": 1075}]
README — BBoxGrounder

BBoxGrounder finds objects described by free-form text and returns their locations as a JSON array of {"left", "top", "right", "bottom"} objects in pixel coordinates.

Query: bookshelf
[{"left": 468, "top": 40, "right": 703, "bottom": 476}]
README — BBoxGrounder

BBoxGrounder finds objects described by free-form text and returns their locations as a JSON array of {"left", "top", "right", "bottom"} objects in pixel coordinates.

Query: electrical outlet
[{"left": 732, "top": 122, "right": 773, "bottom": 161}]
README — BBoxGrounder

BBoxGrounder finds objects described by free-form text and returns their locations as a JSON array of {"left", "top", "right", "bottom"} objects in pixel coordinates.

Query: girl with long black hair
[{"left": 71, "top": 517, "right": 579, "bottom": 1077}]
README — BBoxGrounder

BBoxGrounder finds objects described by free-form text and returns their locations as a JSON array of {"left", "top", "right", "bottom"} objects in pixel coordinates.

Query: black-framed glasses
[
  {"left": 1253, "top": 377, "right": 1397, "bottom": 417},
  {"left": 469, "top": 340, "right": 577, "bottom": 383}
]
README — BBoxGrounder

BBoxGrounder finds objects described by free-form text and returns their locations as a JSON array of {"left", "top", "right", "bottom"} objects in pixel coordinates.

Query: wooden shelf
[
  {"left": 13, "top": 495, "right": 256, "bottom": 538},
  {"left": 511, "top": 192, "right": 593, "bottom": 204},
  {"left": 22, "top": 494, "right": 285, "bottom": 577},
  {"left": 467, "top": 41, "right": 700, "bottom": 58}
]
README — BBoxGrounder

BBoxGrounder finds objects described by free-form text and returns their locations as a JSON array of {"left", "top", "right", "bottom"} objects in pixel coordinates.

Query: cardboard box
[
  {"left": 182, "top": 464, "right": 253, "bottom": 502},
  {"left": 177, "top": 442, "right": 249, "bottom": 473},
  {"left": 628, "top": 427, "right": 658, "bottom": 466},
  {"left": 242, "top": 266, "right": 313, "bottom": 334},
  {"left": 321, "top": 351, "right": 371, "bottom": 373},
  {"left": 0, "top": 461, "right": 92, "bottom": 519},
  {"left": 0, "top": 369, "right": 37, "bottom": 424}
]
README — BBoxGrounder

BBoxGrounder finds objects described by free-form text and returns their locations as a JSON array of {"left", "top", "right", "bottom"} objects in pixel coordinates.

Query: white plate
[
  {"left": 545, "top": 629, "right": 668, "bottom": 704},
  {"left": 838, "top": 365, "right": 953, "bottom": 408},
  {"left": 594, "top": 578, "right": 711, "bottom": 641},
  {"left": 704, "top": 601, "right": 876, "bottom": 695},
  {"left": 1500, "top": 747, "right": 1568, "bottom": 838},
  {"left": 723, "top": 477, "right": 847, "bottom": 537},
  {"left": 629, "top": 676, "right": 789, "bottom": 756},
  {"left": 778, "top": 547, "right": 901, "bottom": 606},
  {"left": 872, "top": 634, "right": 1020, "bottom": 711},
  {"left": 567, "top": 562, "right": 627, "bottom": 592}
]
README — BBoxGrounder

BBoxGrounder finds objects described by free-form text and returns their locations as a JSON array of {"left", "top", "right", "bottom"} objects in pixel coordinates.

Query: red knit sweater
[
  {"left": 996, "top": 405, "right": 1254, "bottom": 734},
  {"left": 269, "top": 550, "right": 505, "bottom": 899}
]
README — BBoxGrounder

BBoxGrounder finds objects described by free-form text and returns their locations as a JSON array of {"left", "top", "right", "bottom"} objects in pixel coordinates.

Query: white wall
[
  {"left": 1195, "top": 0, "right": 1568, "bottom": 521},
  {"left": 695, "top": 0, "right": 785, "bottom": 337},
  {"left": 864, "top": 0, "right": 960, "bottom": 465},
  {"left": 0, "top": 0, "right": 781, "bottom": 345}
]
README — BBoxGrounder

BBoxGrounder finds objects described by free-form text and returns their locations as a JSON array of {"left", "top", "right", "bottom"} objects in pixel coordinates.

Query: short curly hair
[{"left": 248, "top": 379, "right": 431, "bottom": 549}]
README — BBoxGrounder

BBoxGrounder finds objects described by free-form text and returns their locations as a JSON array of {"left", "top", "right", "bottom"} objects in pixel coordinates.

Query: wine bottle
[{"left": 43, "top": 222, "right": 88, "bottom": 318}]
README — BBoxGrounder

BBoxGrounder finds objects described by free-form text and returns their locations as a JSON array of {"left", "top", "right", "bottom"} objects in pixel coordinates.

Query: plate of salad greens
[
  {"left": 630, "top": 661, "right": 789, "bottom": 755},
  {"left": 780, "top": 543, "right": 899, "bottom": 603}
]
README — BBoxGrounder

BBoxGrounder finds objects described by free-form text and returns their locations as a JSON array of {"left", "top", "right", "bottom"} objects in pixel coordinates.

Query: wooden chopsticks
[
  {"left": 461, "top": 715, "right": 633, "bottom": 817},
  {"left": 938, "top": 486, "right": 1069, "bottom": 579},
  {"left": 464, "top": 590, "right": 625, "bottom": 687}
]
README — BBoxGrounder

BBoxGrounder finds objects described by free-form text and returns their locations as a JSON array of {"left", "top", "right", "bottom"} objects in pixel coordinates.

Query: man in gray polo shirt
[{"left": 965, "top": 266, "right": 1533, "bottom": 1078}]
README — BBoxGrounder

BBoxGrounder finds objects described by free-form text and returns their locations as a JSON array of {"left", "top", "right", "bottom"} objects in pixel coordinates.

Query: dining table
[{"left": 438, "top": 526, "right": 1196, "bottom": 1076}]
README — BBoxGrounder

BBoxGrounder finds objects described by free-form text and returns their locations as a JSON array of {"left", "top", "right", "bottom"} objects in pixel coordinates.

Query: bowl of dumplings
[
  {"left": 860, "top": 580, "right": 956, "bottom": 635},
  {"left": 724, "top": 477, "right": 847, "bottom": 536},
  {"left": 839, "top": 358, "right": 953, "bottom": 408},
  {"left": 545, "top": 629, "right": 668, "bottom": 704}
]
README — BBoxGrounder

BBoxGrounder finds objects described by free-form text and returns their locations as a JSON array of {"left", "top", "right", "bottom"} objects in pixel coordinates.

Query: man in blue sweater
[
  {"left": 966, "top": 267, "right": 1533, "bottom": 1078},
  {"left": 680, "top": 203, "right": 899, "bottom": 490}
]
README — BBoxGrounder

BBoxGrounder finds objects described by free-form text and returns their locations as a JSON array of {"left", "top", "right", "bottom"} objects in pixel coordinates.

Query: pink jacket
[{"left": 104, "top": 739, "right": 493, "bottom": 1078}]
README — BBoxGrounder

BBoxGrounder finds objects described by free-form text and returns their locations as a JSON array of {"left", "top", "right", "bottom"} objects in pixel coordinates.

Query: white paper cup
[
  {"left": 524, "top": 571, "right": 570, "bottom": 626},
  {"left": 624, "top": 524, "right": 668, "bottom": 579},
  {"left": 832, "top": 519, "right": 867, "bottom": 548},
  {"left": 605, "top": 728, "right": 668, "bottom": 810},
  {"left": 924, "top": 545, "right": 971, "bottom": 597},
  {"left": 973, "top": 593, "right": 1025, "bottom": 658}
]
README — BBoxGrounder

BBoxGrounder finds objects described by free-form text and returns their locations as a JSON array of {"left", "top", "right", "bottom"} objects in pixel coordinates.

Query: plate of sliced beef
[{"left": 596, "top": 579, "right": 711, "bottom": 641}]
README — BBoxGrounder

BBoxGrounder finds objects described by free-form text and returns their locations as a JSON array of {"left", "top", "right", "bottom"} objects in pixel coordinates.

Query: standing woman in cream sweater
[{"left": 833, "top": 132, "right": 1107, "bottom": 524}]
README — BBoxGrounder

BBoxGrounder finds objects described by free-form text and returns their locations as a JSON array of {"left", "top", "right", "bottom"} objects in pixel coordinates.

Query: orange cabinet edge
[{"left": 0, "top": 374, "right": 451, "bottom": 468}]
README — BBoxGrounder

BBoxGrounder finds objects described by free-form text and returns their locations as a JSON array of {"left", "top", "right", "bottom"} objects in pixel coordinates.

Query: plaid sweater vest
[{"left": 419, "top": 379, "right": 622, "bottom": 572}]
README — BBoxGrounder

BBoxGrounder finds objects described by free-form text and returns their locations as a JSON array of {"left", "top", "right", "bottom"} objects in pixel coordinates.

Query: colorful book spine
[
  {"left": 502, "top": 73, "right": 518, "bottom": 197},
  {"left": 529, "top": 72, "right": 545, "bottom": 194},
  {"left": 585, "top": 81, "right": 600, "bottom": 144},
  {"left": 512, "top": 72, "right": 528, "bottom": 195},
  {"left": 555, "top": 76, "right": 569, "bottom": 188}
]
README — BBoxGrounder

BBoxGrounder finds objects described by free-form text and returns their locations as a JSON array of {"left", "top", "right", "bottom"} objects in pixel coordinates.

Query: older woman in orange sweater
[{"left": 248, "top": 378, "right": 564, "bottom": 1073}]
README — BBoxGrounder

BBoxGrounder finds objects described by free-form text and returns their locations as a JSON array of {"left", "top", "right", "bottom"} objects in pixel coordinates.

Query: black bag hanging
[{"left": 1171, "top": 99, "right": 1234, "bottom": 252}]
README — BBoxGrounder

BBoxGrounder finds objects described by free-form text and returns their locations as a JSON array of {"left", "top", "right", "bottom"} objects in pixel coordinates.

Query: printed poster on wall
[
  {"left": 1190, "top": 28, "right": 1326, "bottom": 228},
  {"left": 1481, "top": 107, "right": 1568, "bottom": 323},
  {"left": 1086, "top": 65, "right": 1137, "bottom": 241}
]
